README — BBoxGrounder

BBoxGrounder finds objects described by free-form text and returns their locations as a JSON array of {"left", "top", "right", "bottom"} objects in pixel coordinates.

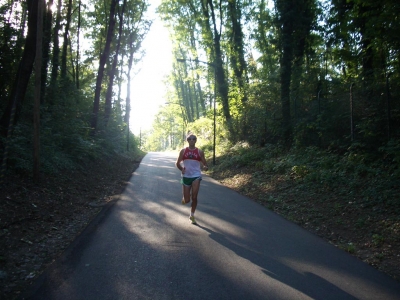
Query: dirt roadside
[{"left": 0, "top": 155, "right": 141, "bottom": 300}]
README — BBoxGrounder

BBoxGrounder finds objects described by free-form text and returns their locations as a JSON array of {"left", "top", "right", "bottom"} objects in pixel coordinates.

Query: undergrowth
[
  {"left": 1, "top": 115, "right": 143, "bottom": 178},
  {"left": 214, "top": 142, "right": 400, "bottom": 211}
]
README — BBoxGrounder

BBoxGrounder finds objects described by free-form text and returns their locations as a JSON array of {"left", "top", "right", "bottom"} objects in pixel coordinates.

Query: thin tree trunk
[
  {"left": 17, "top": 2, "right": 28, "bottom": 47},
  {"left": 68, "top": 37, "right": 76, "bottom": 83},
  {"left": 51, "top": 0, "right": 62, "bottom": 85},
  {"left": 190, "top": 34, "right": 206, "bottom": 114},
  {"left": 125, "top": 50, "right": 133, "bottom": 125},
  {"left": 105, "top": 0, "right": 127, "bottom": 126},
  {"left": 276, "top": 0, "right": 295, "bottom": 147},
  {"left": 34, "top": 0, "right": 44, "bottom": 182},
  {"left": 186, "top": 81, "right": 195, "bottom": 120},
  {"left": 206, "top": 0, "right": 233, "bottom": 137},
  {"left": 124, "top": 1, "right": 147, "bottom": 135},
  {"left": 61, "top": 0, "right": 72, "bottom": 78},
  {"left": 76, "top": 0, "right": 81, "bottom": 89},
  {"left": 227, "top": 0, "right": 248, "bottom": 140},
  {"left": 227, "top": 0, "right": 247, "bottom": 103},
  {"left": 40, "top": 0, "right": 53, "bottom": 104},
  {"left": 116, "top": 58, "right": 124, "bottom": 121},
  {"left": 125, "top": 32, "right": 135, "bottom": 151},
  {"left": 358, "top": 3, "right": 375, "bottom": 103},
  {"left": 91, "top": 0, "right": 118, "bottom": 131}
]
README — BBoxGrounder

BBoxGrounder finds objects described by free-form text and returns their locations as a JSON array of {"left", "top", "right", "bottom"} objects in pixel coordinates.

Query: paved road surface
[{"left": 22, "top": 152, "right": 400, "bottom": 300}]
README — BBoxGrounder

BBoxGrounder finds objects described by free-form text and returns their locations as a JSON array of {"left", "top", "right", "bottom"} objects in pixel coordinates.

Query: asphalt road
[{"left": 23, "top": 152, "right": 400, "bottom": 300}]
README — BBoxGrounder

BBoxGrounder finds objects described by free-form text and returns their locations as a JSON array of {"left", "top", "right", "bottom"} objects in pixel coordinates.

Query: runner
[{"left": 175, "top": 134, "right": 209, "bottom": 224}]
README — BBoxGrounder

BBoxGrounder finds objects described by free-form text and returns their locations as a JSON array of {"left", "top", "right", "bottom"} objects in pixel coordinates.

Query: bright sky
[{"left": 129, "top": 0, "right": 173, "bottom": 135}]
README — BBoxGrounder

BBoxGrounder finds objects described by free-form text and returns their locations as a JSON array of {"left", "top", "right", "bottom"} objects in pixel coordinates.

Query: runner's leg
[
  {"left": 190, "top": 179, "right": 201, "bottom": 214},
  {"left": 182, "top": 184, "right": 191, "bottom": 204}
]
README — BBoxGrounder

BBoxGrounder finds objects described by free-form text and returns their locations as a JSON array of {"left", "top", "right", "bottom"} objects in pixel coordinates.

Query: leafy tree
[
  {"left": 0, "top": 0, "right": 39, "bottom": 136},
  {"left": 0, "top": 0, "right": 150, "bottom": 180},
  {"left": 91, "top": 0, "right": 118, "bottom": 132},
  {"left": 159, "top": 0, "right": 234, "bottom": 138},
  {"left": 104, "top": 0, "right": 127, "bottom": 127}
]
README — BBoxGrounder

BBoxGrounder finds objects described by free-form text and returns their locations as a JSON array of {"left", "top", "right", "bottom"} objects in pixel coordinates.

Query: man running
[{"left": 175, "top": 134, "right": 209, "bottom": 224}]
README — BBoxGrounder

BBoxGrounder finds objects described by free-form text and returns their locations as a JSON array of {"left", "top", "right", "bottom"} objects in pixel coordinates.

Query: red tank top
[
  {"left": 183, "top": 147, "right": 201, "bottom": 161},
  {"left": 182, "top": 147, "right": 202, "bottom": 178}
]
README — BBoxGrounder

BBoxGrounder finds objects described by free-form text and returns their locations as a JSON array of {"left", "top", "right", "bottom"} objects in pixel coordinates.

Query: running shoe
[
  {"left": 189, "top": 216, "right": 197, "bottom": 224},
  {"left": 181, "top": 198, "right": 187, "bottom": 205}
]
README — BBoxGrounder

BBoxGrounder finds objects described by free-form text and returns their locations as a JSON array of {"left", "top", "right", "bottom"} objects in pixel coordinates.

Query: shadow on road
[{"left": 196, "top": 224, "right": 358, "bottom": 300}]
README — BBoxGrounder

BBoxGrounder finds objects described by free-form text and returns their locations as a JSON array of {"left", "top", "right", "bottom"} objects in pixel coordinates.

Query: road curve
[{"left": 22, "top": 152, "right": 400, "bottom": 300}]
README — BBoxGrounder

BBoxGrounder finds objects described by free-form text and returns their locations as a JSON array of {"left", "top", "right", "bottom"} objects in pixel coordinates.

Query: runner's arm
[
  {"left": 199, "top": 150, "right": 208, "bottom": 170},
  {"left": 175, "top": 149, "right": 185, "bottom": 172}
]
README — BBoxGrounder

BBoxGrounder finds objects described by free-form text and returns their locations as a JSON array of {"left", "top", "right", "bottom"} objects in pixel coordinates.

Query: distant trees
[{"left": 157, "top": 0, "right": 400, "bottom": 155}]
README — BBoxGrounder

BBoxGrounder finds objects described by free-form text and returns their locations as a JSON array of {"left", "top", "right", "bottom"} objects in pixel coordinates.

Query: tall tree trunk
[
  {"left": 291, "top": 0, "right": 314, "bottom": 123},
  {"left": 76, "top": 0, "right": 81, "bottom": 89},
  {"left": 0, "top": 0, "right": 39, "bottom": 136},
  {"left": 205, "top": 0, "right": 233, "bottom": 137},
  {"left": 68, "top": 37, "right": 76, "bottom": 82},
  {"left": 116, "top": 58, "right": 124, "bottom": 121},
  {"left": 34, "top": 0, "right": 44, "bottom": 182},
  {"left": 194, "top": 81, "right": 200, "bottom": 119},
  {"left": 227, "top": 0, "right": 248, "bottom": 140},
  {"left": 91, "top": 0, "right": 117, "bottom": 131},
  {"left": 227, "top": 0, "right": 247, "bottom": 103},
  {"left": 51, "top": 0, "right": 62, "bottom": 85},
  {"left": 124, "top": 30, "right": 139, "bottom": 149},
  {"left": 276, "top": 0, "right": 296, "bottom": 147},
  {"left": 18, "top": 2, "right": 28, "bottom": 43},
  {"left": 125, "top": 48, "right": 133, "bottom": 125},
  {"left": 358, "top": 2, "right": 374, "bottom": 101},
  {"left": 105, "top": 0, "right": 127, "bottom": 126},
  {"left": 180, "top": 77, "right": 192, "bottom": 122},
  {"left": 40, "top": 0, "right": 53, "bottom": 104},
  {"left": 186, "top": 81, "right": 196, "bottom": 120},
  {"left": 61, "top": 0, "right": 72, "bottom": 78},
  {"left": 189, "top": 33, "right": 206, "bottom": 114},
  {"left": 124, "top": 1, "right": 147, "bottom": 135},
  {"left": 174, "top": 77, "right": 187, "bottom": 120}
]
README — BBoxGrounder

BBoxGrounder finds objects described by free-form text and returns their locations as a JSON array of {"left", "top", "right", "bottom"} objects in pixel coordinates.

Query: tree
[
  {"left": 50, "top": 0, "right": 62, "bottom": 85},
  {"left": 124, "top": 0, "right": 151, "bottom": 148},
  {"left": 91, "top": 0, "right": 118, "bottom": 132},
  {"left": 0, "top": 0, "right": 39, "bottom": 136},
  {"left": 104, "top": 0, "right": 127, "bottom": 126},
  {"left": 227, "top": 0, "right": 248, "bottom": 140},
  {"left": 0, "top": 0, "right": 150, "bottom": 182},
  {"left": 34, "top": 0, "right": 44, "bottom": 182},
  {"left": 204, "top": 0, "right": 233, "bottom": 137},
  {"left": 61, "top": 0, "right": 73, "bottom": 78},
  {"left": 40, "top": 0, "right": 54, "bottom": 103},
  {"left": 75, "top": 0, "right": 81, "bottom": 89}
]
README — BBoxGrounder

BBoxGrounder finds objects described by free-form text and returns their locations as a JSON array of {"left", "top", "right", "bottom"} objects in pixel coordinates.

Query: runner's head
[{"left": 187, "top": 134, "right": 197, "bottom": 143}]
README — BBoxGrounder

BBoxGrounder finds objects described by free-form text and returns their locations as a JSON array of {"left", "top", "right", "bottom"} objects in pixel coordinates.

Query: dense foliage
[
  {"left": 0, "top": 0, "right": 151, "bottom": 180},
  {"left": 146, "top": 0, "right": 400, "bottom": 168}
]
